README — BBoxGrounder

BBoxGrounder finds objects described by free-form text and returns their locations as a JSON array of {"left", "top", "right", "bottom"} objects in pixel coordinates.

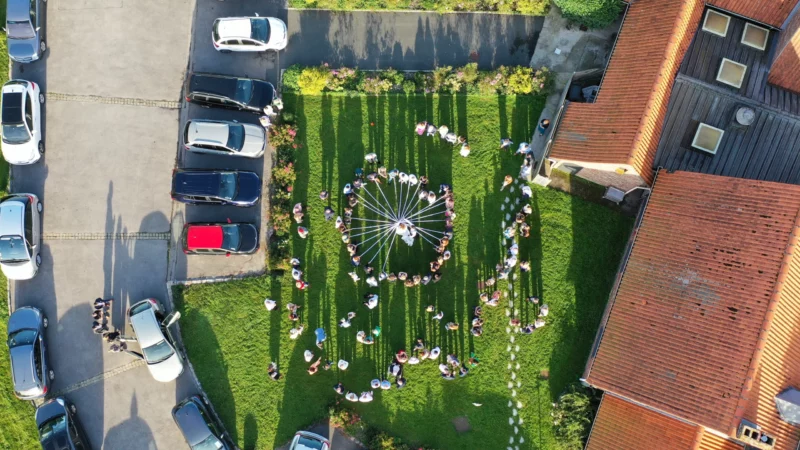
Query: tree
[{"left": 554, "top": 0, "right": 623, "bottom": 29}]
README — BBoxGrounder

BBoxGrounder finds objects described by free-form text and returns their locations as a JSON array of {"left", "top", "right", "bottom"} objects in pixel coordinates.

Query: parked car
[
  {"left": 184, "top": 72, "right": 275, "bottom": 113},
  {"left": 36, "top": 397, "right": 90, "bottom": 450},
  {"left": 0, "top": 194, "right": 42, "bottom": 280},
  {"left": 181, "top": 222, "right": 258, "bottom": 255},
  {"left": 1, "top": 80, "right": 44, "bottom": 164},
  {"left": 183, "top": 119, "right": 266, "bottom": 158},
  {"left": 212, "top": 15, "right": 287, "bottom": 52},
  {"left": 127, "top": 299, "right": 183, "bottom": 382},
  {"left": 172, "top": 169, "right": 261, "bottom": 207},
  {"left": 7, "top": 306, "right": 51, "bottom": 400},
  {"left": 289, "top": 431, "right": 330, "bottom": 450},
  {"left": 5, "top": 0, "right": 46, "bottom": 63},
  {"left": 172, "top": 395, "right": 234, "bottom": 450}
]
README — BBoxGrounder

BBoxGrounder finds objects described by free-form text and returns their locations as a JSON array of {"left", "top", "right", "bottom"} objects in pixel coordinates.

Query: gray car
[
  {"left": 5, "top": 0, "right": 46, "bottom": 63},
  {"left": 7, "top": 306, "right": 52, "bottom": 399}
]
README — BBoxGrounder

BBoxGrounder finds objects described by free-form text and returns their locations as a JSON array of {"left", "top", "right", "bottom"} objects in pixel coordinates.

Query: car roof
[
  {"left": 174, "top": 399, "right": 214, "bottom": 446},
  {"left": 128, "top": 304, "right": 164, "bottom": 348},
  {"left": 7, "top": 0, "right": 31, "bottom": 23},
  {"left": 173, "top": 171, "right": 224, "bottom": 196},
  {"left": 2, "top": 92, "right": 24, "bottom": 124},
  {"left": 10, "top": 345, "right": 36, "bottom": 390},
  {"left": 0, "top": 199, "right": 25, "bottom": 237},
  {"left": 216, "top": 18, "right": 252, "bottom": 39},
  {"left": 187, "top": 225, "right": 224, "bottom": 250},
  {"left": 186, "top": 121, "right": 230, "bottom": 146},
  {"left": 189, "top": 73, "right": 238, "bottom": 97}
]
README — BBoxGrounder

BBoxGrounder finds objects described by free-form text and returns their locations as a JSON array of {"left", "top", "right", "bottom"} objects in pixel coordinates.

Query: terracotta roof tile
[
  {"left": 708, "top": 0, "right": 799, "bottom": 28},
  {"left": 697, "top": 430, "right": 744, "bottom": 450},
  {"left": 768, "top": 7, "right": 800, "bottom": 94},
  {"left": 550, "top": 0, "right": 703, "bottom": 185},
  {"left": 585, "top": 170, "right": 800, "bottom": 434},
  {"left": 585, "top": 395, "right": 698, "bottom": 450}
]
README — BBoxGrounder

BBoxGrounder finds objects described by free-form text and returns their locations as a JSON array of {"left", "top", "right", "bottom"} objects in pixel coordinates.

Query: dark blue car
[
  {"left": 171, "top": 169, "right": 261, "bottom": 207},
  {"left": 35, "top": 397, "right": 90, "bottom": 450}
]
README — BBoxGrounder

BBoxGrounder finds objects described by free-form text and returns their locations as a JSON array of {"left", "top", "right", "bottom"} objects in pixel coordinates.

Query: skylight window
[
  {"left": 741, "top": 23, "right": 769, "bottom": 50},
  {"left": 692, "top": 123, "right": 725, "bottom": 154},
  {"left": 703, "top": 10, "right": 730, "bottom": 37},
  {"left": 716, "top": 58, "right": 747, "bottom": 88}
]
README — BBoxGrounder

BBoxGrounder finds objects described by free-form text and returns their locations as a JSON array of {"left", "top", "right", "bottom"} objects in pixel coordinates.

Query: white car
[
  {"left": 212, "top": 15, "right": 287, "bottom": 52},
  {"left": 183, "top": 119, "right": 267, "bottom": 158},
  {"left": 0, "top": 194, "right": 41, "bottom": 280},
  {"left": 127, "top": 299, "right": 184, "bottom": 382},
  {"left": 1, "top": 80, "right": 43, "bottom": 165}
]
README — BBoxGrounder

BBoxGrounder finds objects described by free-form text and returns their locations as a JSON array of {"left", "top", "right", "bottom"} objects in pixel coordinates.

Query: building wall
[{"left": 768, "top": 9, "right": 800, "bottom": 93}]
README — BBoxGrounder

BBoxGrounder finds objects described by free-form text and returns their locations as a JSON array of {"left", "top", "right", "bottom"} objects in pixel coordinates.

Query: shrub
[
  {"left": 431, "top": 66, "right": 453, "bottom": 92},
  {"left": 327, "top": 67, "right": 359, "bottom": 92},
  {"left": 276, "top": 146, "right": 296, "bottom": 167},
  {"left": 369, "top": 432, "right": 411, "bottom": 450},
  {"left": 282, "top": 65, "right": 302, "bottom": 93},
  {"left": 554, "top": 0, "right": 623, "bottom": 29},
  {"left": 516, "top": 0, "right": 549, "bottom": 15},
  {"left": 402, "top": 80, "right": 416, "bottom": 94},
  {"left": 531, "top": 66, "right": 554, "bottom": 96},
  {"left": 506, "top": 66, "right": 534, "bottom": 95},
  {"left": 460, "top": 62, "right": 479, "bottom": 85},
  {"left": 297, "top": 66, "right": 331, "bottom": 95},
  {"left": 380, "top": 68, "right": 405, "bottom": 86},
  {"left": 269, "top": 206, "right": 292, "bottom": 235},
  {"left": 272, "top": 163, "right": 297, "bottom": 188},
  {"left": 359, "top": 76, "right": 393, "bottom": 95},
  {"left": 280, "top": 111, "right": 296, "bottom": 124},
  {"left": 414, "top": 71, "right": 435, "bottom": 93},
  {"left": 552, "top": 384, "right": 597, "bottom": 450},
  {"left": 269, "top": 124, "right": 298, "bottom": 149}
]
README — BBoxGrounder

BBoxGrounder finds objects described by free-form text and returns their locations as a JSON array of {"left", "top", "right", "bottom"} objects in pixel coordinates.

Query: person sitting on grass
[
  {"left": 324, "top": 207, "right": 335, "bottom": 221},
  {"left": 414, "top": 338, "right": 425, "bottom": 351},
  {"left": 500, "top": 138, "right": 513, "bottom": 150},
  {"left": 268, "top": 362, "right": 282, "bottom": 381},
  {"left": 396, "top": 350, "right": 409, "bottom": 364},
  {"left": 348, "top": 271, "right": 360, "bottom": 282},
  {"left": 430, "top": 347, "right": 441, "bottom": 359},
  {"left": 388, "top": 362, "right": 402, "bottom": 378},
  {"left": 381, "top": 379, "right": 392, "bottom": 390},
  {"left": 365, "top": 152, "right": 380, "bottom": 164},
  {"left": 334, "top": 382, "right": 345, "bottom": 394},
  {"left": 396, "top": 377, "right": 407, "bottom": 388},
  {"left": 371, "top": 379, "right": 381, "bottom": 389},
  {"left": 378, "top": 166, "right": 388, "bottom": 178},
  {"left": 438, "top": 125, "right": 449, "bottom": 139},
  {"left": 426, "top": 123, "right": 437, "bottom": 136},
  {"left": 520, "top": 222, "right": 531, "bottom": 238},
  {"left": 307, "top": 358, "right": 322, "bottom": 375},
  {"left": 363, "top": 293, "right": 379, "bottom": 309},
  {"left": 445, "top": 322, "right": 459, "bottom": 331},
  {"left": 289, "top": 325, "right": 304, "bottom": 340},
  {"left": 433, "top": 311, "right": 444, "bottom": 321},
  {"left": 345, "top": 391, "right": 359, "bottom": 402},
  {"left": 415, "top": 122, "right": 427, "bottom": 136}
]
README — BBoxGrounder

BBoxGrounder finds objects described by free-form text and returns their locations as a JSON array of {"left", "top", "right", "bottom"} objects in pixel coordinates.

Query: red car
[{"left": 181, "top": 222, "right": 258, "bottom": 255}]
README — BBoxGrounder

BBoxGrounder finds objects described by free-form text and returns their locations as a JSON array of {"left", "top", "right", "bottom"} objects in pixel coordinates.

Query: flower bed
[
  {"left": 291, "top": 0, "right": 549, "bottom": 16},
  {"left": 267, "top": 123, "right": 301, "bottom": 269},
  {"left": 282, "top": 63, "right": 554, "bottom": 96}
]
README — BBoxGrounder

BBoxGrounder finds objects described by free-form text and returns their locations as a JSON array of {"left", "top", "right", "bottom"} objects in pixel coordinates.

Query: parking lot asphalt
[{"left": 8, "top": 0, "right": 197, "bottom": 448}]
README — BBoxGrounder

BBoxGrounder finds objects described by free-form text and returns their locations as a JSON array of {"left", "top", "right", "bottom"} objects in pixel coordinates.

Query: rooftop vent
[
  {"left": 775, "top": 387, "right": 800, "bottom": 425},
  {"left": 742, "top": 23, "right": 769, "bottom": 51},
  {"left": 716, "top": 58, "right": 747, "bottom": 88},
  {"left": 703, "top": 10, "right": 731, "bottom": 37},
  {"left": 737, "top": 420, "right": 776, "bottom": 450},
  {"left": 736, "top": 107, "right": 756, "bottom": 126},
  {"left": 691, "top": 123, "right": 725, "bottom": 154}
]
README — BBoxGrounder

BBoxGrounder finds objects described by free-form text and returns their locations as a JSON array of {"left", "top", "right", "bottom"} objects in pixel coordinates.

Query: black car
[
  {"left": 35, "top": 397, "right": 90, "bottom": 450},
  {"left": 173, "top": 395, "right": 234, "bottom": 450},
  {"left": 172, "top": 169, "right": 261, "bottom": 207},
  {"left": 184, "top": 72, "right": 275, "bottom": 113}
]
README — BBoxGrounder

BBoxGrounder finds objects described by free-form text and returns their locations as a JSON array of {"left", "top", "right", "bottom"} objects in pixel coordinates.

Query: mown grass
[
  {"left": 0, "top": 0, "right": 38, "bottom": 444},
  {"left": 176, "top": 93, "right": 633, "bottom": 449}
]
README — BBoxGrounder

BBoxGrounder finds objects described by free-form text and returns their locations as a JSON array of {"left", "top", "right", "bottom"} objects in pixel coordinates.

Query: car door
[
  {"left": 68, "top": 417, "right": 86, "bottom": 449},
  {"left": 29, "top": 86, "right": 40, "bottom": 142},
  {"left": 23, "top": 198, "right": 34, "bottom": 261},
  {"left": 32, "top": 337, "right": 43, "bottom": 385},
  {"left": 23, "top": 94, "right": 34, "bottom": 143}
]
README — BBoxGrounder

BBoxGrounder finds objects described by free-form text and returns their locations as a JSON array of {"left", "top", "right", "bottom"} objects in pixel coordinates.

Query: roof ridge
[{"left": 727, "top": 194, "right": 800, "bottom": 435}]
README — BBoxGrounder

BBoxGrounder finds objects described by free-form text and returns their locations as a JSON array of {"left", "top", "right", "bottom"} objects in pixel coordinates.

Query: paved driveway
[{"left": 9, "top": 0, "right": 197, "bottom": 448}]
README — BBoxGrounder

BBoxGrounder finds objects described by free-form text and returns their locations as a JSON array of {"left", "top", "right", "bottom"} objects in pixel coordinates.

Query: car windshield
[
  {"left": 2, "top": 123, "right": 30, "bottom": 144},
  {"left": 193, "top": 434, "right": 225, "bottom": 450},
  {"left": 7, "top": 21, "right": 35, "bottom": 40},
  {"left": 212, "top": 21, "right": 220, "bottom": 42},
  {"left": 7, "top": 329, "right": 36, "bottom": 348},
  {"left": 233, "top": 79, "right": 253, "bottom": 104},
  {"left": 221, "top": 224, "right": 241, "bottom": 252},
  {"left": 38, "top": 414, "right": 67, "bottom": 440},
  {"left": 218, "top": 173, "right": 237, "bottom": 200},
  {"left": 142, "top": 339, "right": 174, "bottom": 364},
  {"left": 297, "top": 436, "right": 325, "bottom": 449},
  {"left": 0, "top": 236, "right": 29, "bottom": 262},
  {"left": 250, "top": 18, "right": 270, "bottom": 42},
  {"left": 226, "top": 124, "right": 245, "bottom": 151}
]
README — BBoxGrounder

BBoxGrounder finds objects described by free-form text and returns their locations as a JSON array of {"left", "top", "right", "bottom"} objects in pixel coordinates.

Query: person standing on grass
[
  {"left": 297, "top": 226, "right": 309, "bottom": 239},
  {"left": 426, "top": 123, "right": 437, "bottom": 136},
  {"left": 500, "top": 138, "right": 513, "bottom": 150},
  {"left": 289, "top": 325, "right": 304, "bottom": 339},
  {"left": 438, "top": 125, "right": 449, "bottom": 139},
  {"left": 307, "top": 358, "right": 322, "bottom": 375},
  {"left": 324, "top": 207, "right": 335, "bottom": 221},
  {"left": 268, "top": 362, "right": 282, "bottom": 380},
  {"left": 415, "top": 122, "right": 427, "bottom": 136},
  {"left": 364, "top": 294, "right": 379, "bottom": 310}
]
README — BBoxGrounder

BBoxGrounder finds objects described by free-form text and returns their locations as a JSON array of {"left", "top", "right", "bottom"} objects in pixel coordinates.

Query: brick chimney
[{"left": 769, "top": 8, "right": 800, "bottom": 93}]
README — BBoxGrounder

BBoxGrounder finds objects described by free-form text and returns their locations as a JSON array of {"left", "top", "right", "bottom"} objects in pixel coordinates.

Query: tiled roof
[
  {"left": 585, "top": 395, "right": 698, "bottom": 450},
  {"left": 768, "top": 5, "right": 800, "bottom": 94},
  {"left": 708, "top": 0, "right": 799, "bottom": 28},
  {"left": 697, "top": 430, "right": 744, "bottom": 450},
  {"left": 549, "top": 0, "right": 703, "bottom": 185},
  {"left": 585, "top": 170, "right": 800, "bottom": 434}
]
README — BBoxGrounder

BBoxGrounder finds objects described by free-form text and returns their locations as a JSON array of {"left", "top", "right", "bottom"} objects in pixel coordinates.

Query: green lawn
[
  {"left": 0, "top": 0, "right": 38, "bottom": 444},
  {"left": 175, "top": 93, "right": 633, "bottom": 449}
]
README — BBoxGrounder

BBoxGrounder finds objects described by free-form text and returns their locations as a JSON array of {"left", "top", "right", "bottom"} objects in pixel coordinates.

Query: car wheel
[
  {"left": 48, "top": 369, "right": 54, "bottom": 380},
  {"left": 219, "top": 49, "right": 232, "bottom": 54},
  {"left": 39, "top": 93, "right": 44, "bottom": 104},
  {"left": 38, "top": 141, "right": 44, "bottom": 154},
  {"left": 36, "top": 201, "right": 42, "bottom": 213},
  {"left": 36, "top": 253, "right": 42, "bottom": 267},
  {"left": 43, "top": 317, "right": 48, "bottom": 328},
  {"left": 39, "top": 41, "right": 46, "bottom": 53}
]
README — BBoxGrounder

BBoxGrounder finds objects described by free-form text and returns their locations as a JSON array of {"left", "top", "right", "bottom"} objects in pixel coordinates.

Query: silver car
[
  {"left": 5, "top": 0, "right": 46, "bottom": 63},
  {"left": 0, "top": 193, "right": 42, "bottom": 280},
  {"left": 127, "top": 299, "right": 184, "bottom": 382},
  {"left": 7, "top": 306, "right": 52, "bottom": 400},
  {"left": 183, "top": 119, "right": 266, "bottom": 158}
]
